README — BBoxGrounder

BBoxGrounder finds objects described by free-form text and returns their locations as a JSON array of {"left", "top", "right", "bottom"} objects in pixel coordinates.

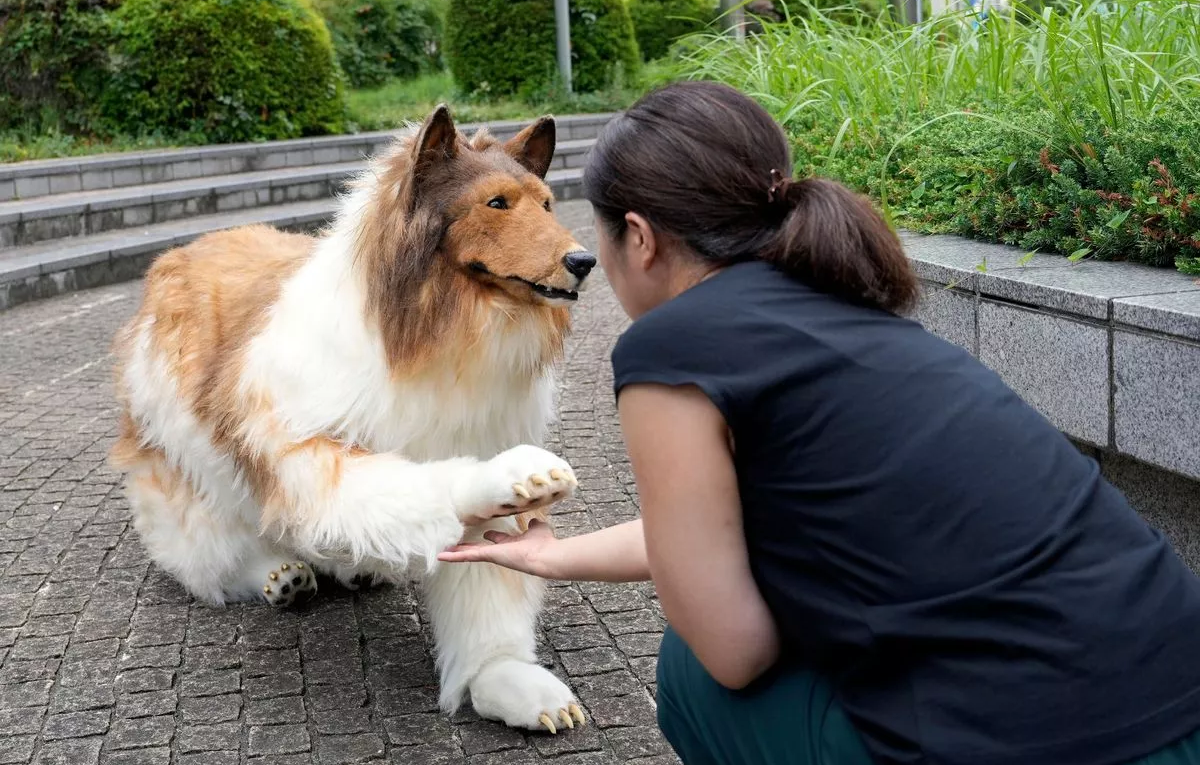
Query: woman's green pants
[{"left": 655, "top": 626, "right": 1200, "bottom": 765}]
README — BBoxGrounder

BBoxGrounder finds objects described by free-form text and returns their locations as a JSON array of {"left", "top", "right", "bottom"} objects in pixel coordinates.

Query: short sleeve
[{"left": 610, "top": 306, "right": 739, "bottom": 425}]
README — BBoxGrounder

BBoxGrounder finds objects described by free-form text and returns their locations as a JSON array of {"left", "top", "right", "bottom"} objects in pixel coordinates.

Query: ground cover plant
[{"left": 675, "top": 0, "right": 1200, "bottom": 273}]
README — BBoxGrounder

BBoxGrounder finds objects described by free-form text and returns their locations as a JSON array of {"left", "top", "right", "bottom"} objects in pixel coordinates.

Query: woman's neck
[{"left": 665, "top": 259, "right": 725, "bottom": 302}]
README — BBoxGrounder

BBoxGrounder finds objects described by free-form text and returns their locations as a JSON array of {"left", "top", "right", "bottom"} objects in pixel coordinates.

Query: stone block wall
[{"left": 904, "top": 231, "right": 1200, "bottom": 569}]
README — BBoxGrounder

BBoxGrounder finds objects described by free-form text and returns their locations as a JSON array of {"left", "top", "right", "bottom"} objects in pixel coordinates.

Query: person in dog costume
[{"left": 439, "top": 81, "right": 1200, "bottom": 765}]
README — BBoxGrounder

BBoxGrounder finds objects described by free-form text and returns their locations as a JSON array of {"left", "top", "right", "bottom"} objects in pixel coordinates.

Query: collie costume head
[{"left": 346, "top": 104, "right": 596, "bottom": 373}]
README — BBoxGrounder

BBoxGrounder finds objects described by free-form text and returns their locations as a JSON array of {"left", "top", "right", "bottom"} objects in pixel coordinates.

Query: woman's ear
[{"left": 624, "top": 212, "right": 658, "bottom": 271}]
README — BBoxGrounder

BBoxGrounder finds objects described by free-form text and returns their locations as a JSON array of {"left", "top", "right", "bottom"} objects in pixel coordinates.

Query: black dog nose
[{"left": 563, "top": 252, "right": 597, "bottom": 279}]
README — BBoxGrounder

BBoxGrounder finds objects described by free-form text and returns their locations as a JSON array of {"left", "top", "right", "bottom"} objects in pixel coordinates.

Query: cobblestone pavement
[{"left": 0, "top": 200, "right": 680, "bottom": 765}]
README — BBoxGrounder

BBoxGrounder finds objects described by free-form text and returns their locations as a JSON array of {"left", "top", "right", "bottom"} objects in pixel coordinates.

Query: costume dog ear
[
  {"left": 412, "top": 104, "right": 458, "bottom": 189},
  {"left": 504, "top": 116, "right": 556, "bottom": 180}
]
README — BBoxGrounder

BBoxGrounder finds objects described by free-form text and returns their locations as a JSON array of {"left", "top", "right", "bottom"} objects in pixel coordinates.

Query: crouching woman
[{"left": 441, "top": 81, "right": 1200, "bottom": 765}]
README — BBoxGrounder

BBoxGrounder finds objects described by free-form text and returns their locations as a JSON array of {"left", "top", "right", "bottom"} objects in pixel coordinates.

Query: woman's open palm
[{"left": 438, "top": 518, "right": 557, "bottom": 577}]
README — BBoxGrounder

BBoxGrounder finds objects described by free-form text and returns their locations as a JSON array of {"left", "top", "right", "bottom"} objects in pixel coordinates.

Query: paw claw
[
  {"left": 512, "top": 483, "right": 531, "bottom": 499},
  {"left": 549, "top": 468, "right": 565, "bottom": 481},
  {"left": 559, "top": 709, "right": 573, "bottom": 729},
  {"left": 538, "top": 712, "right": 557, "bottom": 734},
  {"left": 530, "top": 474, "right": 549, "bottom": 487},
  {"left": 569, "top": 703, "right": 586, "bottom": 726}
]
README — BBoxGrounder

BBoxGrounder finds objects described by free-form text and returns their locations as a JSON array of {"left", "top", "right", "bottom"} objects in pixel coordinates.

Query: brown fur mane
[{"left": 351, "top": 120, "right": 570, "bottom": 380}]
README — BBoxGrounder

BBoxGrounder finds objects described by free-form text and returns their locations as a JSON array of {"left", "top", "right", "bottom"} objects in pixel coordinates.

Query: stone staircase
[{"left": 0, "top": 113, "right": 613, "bottom": 311}]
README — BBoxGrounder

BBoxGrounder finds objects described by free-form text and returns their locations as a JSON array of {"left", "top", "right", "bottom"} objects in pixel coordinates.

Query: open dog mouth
[{"left": 468, "top": 262, "right": 579, "bottom": 301}]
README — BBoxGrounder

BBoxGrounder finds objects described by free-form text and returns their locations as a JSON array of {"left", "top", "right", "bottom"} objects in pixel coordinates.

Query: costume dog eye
[
  {"left": 543, "top": 199, "right": 552, "bottom": 212},
  {"left": 487, "top": 196, "right": 507, "bottom": 210}
]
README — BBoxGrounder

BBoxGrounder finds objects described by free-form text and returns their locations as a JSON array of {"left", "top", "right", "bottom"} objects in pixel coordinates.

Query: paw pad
[{"left": 263, "top": 562, "right": 317, "bottom": 607}]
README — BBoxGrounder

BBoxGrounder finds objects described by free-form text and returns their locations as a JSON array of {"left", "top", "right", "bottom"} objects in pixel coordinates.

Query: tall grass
[
  {"left": 673, "top": 0, "right": 1200, "bottom": 270},
  {"left": 682, "top": 0, "right": 1199, "bottom": 148}
]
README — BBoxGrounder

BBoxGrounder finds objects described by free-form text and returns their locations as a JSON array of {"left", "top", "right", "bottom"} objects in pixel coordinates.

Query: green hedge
[
  {"left": 628, "top": 0, "right": 717, "bottom": 61},
  {"left": 445, "top": 0, "right": 640, "bottom": 98},
  {"left": 0, "top": 0, "right": 116, "bottom": 131},
  {"left": 789, "top": 101, "right": 1200, "bottom": 273},
  {"left": 313, "top": 0, "right": 444, "bottom": 88},
  {"left": 101, "top": 0, "right": 345, "bottom": 143}
]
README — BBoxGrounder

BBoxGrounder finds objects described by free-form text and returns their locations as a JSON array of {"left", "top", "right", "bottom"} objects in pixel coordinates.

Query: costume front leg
[
  {"left": 262, "top": 437, "right": 576, "bottom": 574},
  {"left": 423, "top": 524, "right": 586, "bottom": 733}
]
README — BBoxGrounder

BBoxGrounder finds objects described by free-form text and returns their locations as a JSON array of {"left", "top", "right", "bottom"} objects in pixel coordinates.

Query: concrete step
[
  {"left": 0, "top": 166, "right": 585, "bottom": 312},
  {"left": 0, "top": 138, "right": 595, "bottom": 249},
  {"left": 0, "top": 114, "right": 612, "bottom": 203}
]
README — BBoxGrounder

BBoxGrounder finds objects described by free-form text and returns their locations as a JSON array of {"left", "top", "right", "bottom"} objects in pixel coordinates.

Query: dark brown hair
[{"left": 582, "top": 81, "right": 919, "bottom": 314}]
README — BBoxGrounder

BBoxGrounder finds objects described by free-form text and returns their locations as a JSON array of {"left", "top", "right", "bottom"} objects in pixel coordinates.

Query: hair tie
[{"left": 767, "top": 168, "right": 794, "bottom": 207}]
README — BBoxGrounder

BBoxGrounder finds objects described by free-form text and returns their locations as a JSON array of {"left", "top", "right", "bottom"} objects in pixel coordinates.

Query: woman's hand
[
  {"left": 439, "top": 518, "right": 652, "bottom": 584},
  {"left": 437, "top": 518, "right": 558, "bottom": 578}
]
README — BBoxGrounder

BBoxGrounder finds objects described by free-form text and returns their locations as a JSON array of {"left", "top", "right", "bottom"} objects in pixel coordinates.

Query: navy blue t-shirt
[{"left": 611, "top": 259, "right": 1200, "bottom": 765}]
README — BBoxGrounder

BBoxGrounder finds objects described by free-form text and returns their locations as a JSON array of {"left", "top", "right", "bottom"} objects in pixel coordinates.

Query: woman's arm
[
  {"left": 618, "top": 382, "right": 780, "bottom": 690},
  {"left": 437, "top": 518, "right": 650, "bottom": 583}
]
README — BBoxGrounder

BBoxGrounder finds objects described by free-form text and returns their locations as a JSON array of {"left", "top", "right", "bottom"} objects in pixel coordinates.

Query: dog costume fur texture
[{"left": 108, "top": 105, "right": 596, "bottom": 733}]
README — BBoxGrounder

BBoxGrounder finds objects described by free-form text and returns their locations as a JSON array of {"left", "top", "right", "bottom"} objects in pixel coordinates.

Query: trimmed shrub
[
  {"left": 313, "top": 0, "right": 443, "bottom": 88},
  {"left": 101, "top": 0, "right": 345, "bottom": 143},
  {"left": 628, "top": 0, "right": 717, "bottom": 61},
  {"left": 789, "top": 101, "right": 1200, "bottom": 271},
  {"left": 0, "top": 0, "right": 117, "bottom": 131},
  {"left": 445, "top": 0, "right": 640, "bottom": 98}
]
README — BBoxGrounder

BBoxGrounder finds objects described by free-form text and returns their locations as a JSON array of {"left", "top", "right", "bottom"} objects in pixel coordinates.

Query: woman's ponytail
[
  {"left": 582, "top": 81, "right": 921, "bottom": 315},
  {"left": 765, "top": 176, "right": 919, "bottom": 314}
]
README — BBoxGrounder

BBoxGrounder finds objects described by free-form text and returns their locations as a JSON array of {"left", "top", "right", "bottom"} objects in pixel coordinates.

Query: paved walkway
[{"left": 0, "top": 201, "right": 679, "bottom": 765}]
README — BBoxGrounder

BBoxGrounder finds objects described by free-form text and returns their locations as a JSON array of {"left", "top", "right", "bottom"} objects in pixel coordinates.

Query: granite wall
[{"left": 904, "top": 231, "right": 1200, "bottom": 571}]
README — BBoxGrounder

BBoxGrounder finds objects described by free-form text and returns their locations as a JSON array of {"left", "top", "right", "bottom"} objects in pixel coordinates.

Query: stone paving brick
[
  {"left": 176, "top": 722, "right": 241, "bottom": 753},
  {"left": 34, "top": 736, "right": 103, "bottom": 765},
  {"left": 0, "top": 738, "right": 37, "bottom": 765},
  {"left": 113, "top": 668, "right": 174, "bottom": 694},
  {"left": 42, "top": 709, "right": 111, "bottom": 740},
  {"left": 101, "top": 747, "right": 172, "bottom": 765},
  {"left": 244, "top": 695, "right": 304, "bottom": 726},
  {"left": 0, "top": 201, "right": 674, "bottom": 764},
  {"left": 314, "top": 733, "right": 386, "bottom": 764},
  {"left": 105, "top": 715, "right": 174, "bottom": 749},
  {"left": 248, "top": 724, "right": 311, "bottom": 756}
]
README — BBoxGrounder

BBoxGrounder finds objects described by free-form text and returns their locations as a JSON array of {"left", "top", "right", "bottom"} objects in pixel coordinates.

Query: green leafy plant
[
  {"left": 675, "top": 0, "right": 1200, "bottom": 270},
  {"left": 444, "top": 0, "right": 640, "bottom": 98},
  {"left": 0, "top": 0, "right": 117, "bottom": 132},
  {"left": 312, "top": 0, "right": 443, "bottom": 88},
  {"left": 101, "top": 0, "right": 345, "bottom": 143}
]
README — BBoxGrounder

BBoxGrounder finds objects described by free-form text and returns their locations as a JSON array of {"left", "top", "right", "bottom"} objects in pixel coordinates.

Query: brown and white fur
[{"left": 107, "top": 105, "right": 596, "bottom": 733}]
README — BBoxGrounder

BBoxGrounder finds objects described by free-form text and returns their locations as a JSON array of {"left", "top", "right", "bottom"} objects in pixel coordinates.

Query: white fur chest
[{"left": 244, "top": 234, "right": 559, "bottom": 464}]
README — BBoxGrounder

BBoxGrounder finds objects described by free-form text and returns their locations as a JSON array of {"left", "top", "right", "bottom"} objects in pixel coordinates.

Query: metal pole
[
  {"left": 554, "top": 0, "right": 573, "bottom": 94},
  {"left": 720, "top": 0, "right": 746, "bottom": 40},
  {"left": 893, "top": 0, "right": 919, "bottom": 23}
]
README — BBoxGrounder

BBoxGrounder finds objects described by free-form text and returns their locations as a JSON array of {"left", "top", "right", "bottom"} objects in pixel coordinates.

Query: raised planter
[{"left": 903, "top": 231, "right": 1200, "bottom": 568}]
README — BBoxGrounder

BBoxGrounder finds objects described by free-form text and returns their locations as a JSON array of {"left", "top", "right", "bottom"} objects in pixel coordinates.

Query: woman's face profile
[{"left": 594, "top": 211, "right": 660, "bottom": 321}]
